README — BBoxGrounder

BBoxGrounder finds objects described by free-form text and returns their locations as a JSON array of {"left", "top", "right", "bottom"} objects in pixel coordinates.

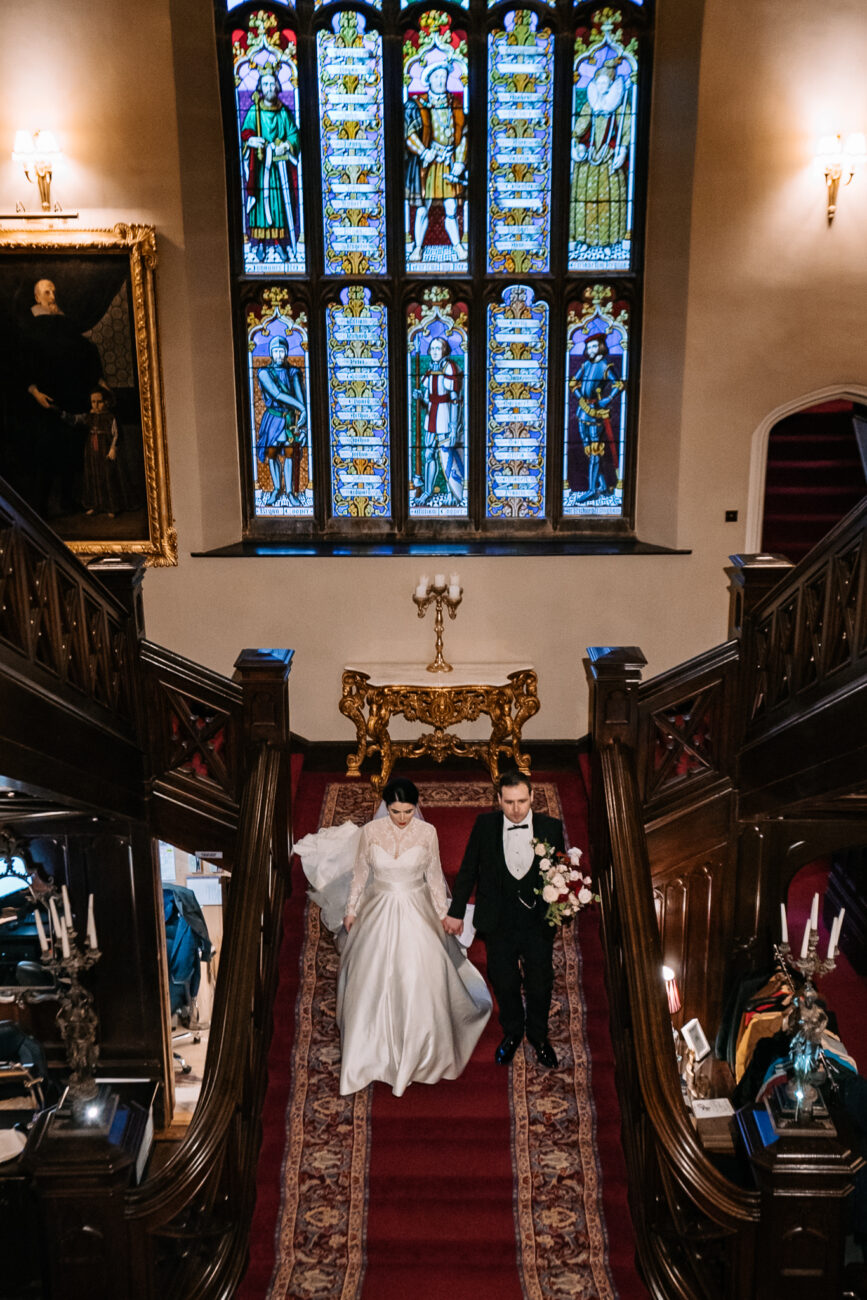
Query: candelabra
[
  {"left": 36, "top": 888, "right": 102, "bottom": 1112},
  {"left": 774, "top": 917, "right": 836, "bottom": 1121},
  {"left": 412, "top": 573, "right": 463, "bottom": 673}
]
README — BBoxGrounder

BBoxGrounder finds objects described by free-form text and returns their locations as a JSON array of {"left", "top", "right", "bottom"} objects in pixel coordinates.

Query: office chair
[{"left": 163, "top": 886, "right": 213, "bottom": 1075}]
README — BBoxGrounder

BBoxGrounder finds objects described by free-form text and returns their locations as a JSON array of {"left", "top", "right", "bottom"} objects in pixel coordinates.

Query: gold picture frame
[{"left": 0, "top": 223, "right": 176, "bottom": 565}]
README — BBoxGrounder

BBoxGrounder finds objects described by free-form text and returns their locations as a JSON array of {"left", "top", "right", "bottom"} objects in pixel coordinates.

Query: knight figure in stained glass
[
  {"left": 407, "top": 289, "right": 468, "bottom": 518},
  {"left": 233, "top": 13, "right": 305, "bottom": 274},
  {"left": 563, "top": 287, "right": 629, "bottom": 517},
  {"left": 568, "top": 11, "right": 638, "bottom": 273},
  {"left": 404, "top": 15, "right": 469, "bottom": 272},
  {"left": 247, "top": 290, "right": 313, "bottom": 517}
]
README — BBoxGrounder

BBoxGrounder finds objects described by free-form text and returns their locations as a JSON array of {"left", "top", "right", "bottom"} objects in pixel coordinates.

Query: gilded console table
[{"left": 340, "top": 663, "right": 539, "bottom": 793}]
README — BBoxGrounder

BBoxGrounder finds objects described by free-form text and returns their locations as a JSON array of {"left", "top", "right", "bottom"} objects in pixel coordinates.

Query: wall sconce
[
  {"left": 816, "top": 132, "right": 867, "bottom": 222},
  {"left": 662, "top": 964, "right": 681, "bottom": 1016},
  {"left": 8, "top": 129, "right": 76, "bottom": 219}
]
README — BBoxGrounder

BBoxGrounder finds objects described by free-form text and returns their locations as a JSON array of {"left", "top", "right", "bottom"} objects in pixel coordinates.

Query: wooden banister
[{"left": 125, "top": 741, "right": 285, "bottom": 1294}]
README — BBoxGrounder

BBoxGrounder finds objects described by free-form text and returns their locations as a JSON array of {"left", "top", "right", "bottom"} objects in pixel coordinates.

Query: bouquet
[{"left": 531, "top": 838, "right": 600, "bottom": 928}]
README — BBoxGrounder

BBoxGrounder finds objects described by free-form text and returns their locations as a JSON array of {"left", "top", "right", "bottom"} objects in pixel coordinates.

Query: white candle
[
  {"left": 419, "top": 573, "right": 429, "bottom": 588},
  {"left": 61, "top": 884, "right": 73, "bottom": 928},
  {"left": 34, "top": 909, "right": 48, "bottom": 953},
  {"left": 800, "top": 918, "right": 811, "bottom": 959},
  {"left": 810, "top": 892, "right": 819, "bottom": 932},
  {"left": 780, "top": 903, "right": 788, "bottom": 945},
  {"left": 86, "top": 894, "right": 97, "bottom": 949},
  {"left": 448, "top": 584, "right": 461, "bottom": 600},
  {"left": 449, "top": 572, "right": 460, "bottom": 586},
  {"left": 415, "top": 582, "right": 427, "bottom": 598},
  {"left": 48, "top": 896, "right": 61, "bottom": 936},
  {"left": 434, "top": 573, "right": 446, "bottom": 588},
  {"left": 60, "top": 919, "right": 70, "bottom": 959},
  {"left": 828, "top": 908, "right": 845, "bottom": 961}
]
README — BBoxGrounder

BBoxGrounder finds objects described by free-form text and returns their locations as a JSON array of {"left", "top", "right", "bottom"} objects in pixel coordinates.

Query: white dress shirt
[{"left": 503, "top": 813, "right": 534, "bottom": 880}]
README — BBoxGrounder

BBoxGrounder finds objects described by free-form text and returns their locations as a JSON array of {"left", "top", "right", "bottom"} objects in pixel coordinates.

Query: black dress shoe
[
  {"left": 529, "top": 1038, "right": 558, "bottom": 1068},
  {"left": 495, "top": 1034, "right": 522, "bottom": 1066}
]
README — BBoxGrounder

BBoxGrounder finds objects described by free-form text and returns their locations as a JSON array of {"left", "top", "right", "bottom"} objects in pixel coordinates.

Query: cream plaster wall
[{"left": 2, "top": 0, "right": 865, "bottom": 742}]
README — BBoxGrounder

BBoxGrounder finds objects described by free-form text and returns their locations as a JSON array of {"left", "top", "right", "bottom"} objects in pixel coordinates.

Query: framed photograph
[
  {"left": 681, "top": 1016, "right": 711, "bottom": 1063},
  {"left": 0, "top": 224, "right": 176, "bottom": 565}
]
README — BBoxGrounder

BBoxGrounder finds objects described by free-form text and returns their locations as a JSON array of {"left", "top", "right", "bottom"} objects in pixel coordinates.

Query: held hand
[
  {"left": 344, "top": 914, "right": 356, "bottom": 933},
  {"left": 442, "top": 915, "right": 463, "bottom": 936},
  {"left": 107, "top": 447, "right": 117, "bottom": 461}
]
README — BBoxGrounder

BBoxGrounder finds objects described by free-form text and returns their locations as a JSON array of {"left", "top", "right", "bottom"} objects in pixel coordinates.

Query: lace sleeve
[
  {"left": 345, "top": 824, "right": 372, "bottom": 917},
  {"left": 423, "top": 825, "right": 450, "bottom": 919}
]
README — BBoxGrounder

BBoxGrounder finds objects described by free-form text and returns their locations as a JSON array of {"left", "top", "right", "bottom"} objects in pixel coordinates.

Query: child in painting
[{"left": 63, "top": 388, "right": 123, "bottom": 516}]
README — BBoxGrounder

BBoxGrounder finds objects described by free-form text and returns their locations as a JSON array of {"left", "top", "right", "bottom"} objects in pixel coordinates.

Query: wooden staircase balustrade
[
  {"left": 586, "top": 496, "right": 867, "bottom": 1299},
  {"left": 0, "top": 475, "right": 143, "bottom": 818},
  {"left": 124, "top": 740, "right": 288, "bottom": 1299},
  {"left": 593, "top": 740, "right": 758, "bottom": 1300}
]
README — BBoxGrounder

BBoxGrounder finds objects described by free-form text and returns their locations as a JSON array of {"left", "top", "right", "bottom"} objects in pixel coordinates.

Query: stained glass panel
[
  {"left": 317, "top": 13, "right": 386, "bottom": 276},
  {"left": 403, "top": 13, "right": 469, "bottom": 274},
  {"left": 407, "top": 288, "right": 468, "bottom": 518},
  {"left": 248, "top": 288, "right": 313, "bottom": 517},
  {"left": 486, "top": 11, "right": 554, "bottom": 274},
  {"left": 327, "top": 287, "right": 391, "bottom": 518},
  {"left": 233, "top": 12, "right": 305, "bottom": 275},
  {"left": 568, "top": 10, "right": 638, "bottom": 272},
  {"left": 562, "top": 286, "right": 629, "bottom": 517},
  {"left": 485, "top": 286, "right": 548, "bottom": 518},
  {"left": 228, "top": 0, "right": 292, "bottom": 8}
]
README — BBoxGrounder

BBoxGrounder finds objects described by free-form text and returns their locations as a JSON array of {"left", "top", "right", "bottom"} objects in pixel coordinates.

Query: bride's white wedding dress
[{"left": 297, "top": 815, "right": 491, "bottom": 1096}]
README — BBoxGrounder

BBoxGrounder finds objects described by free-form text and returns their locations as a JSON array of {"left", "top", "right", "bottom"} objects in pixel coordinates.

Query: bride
[{"left": 297, "top": 778, "right": 491, "bottom": 1096}]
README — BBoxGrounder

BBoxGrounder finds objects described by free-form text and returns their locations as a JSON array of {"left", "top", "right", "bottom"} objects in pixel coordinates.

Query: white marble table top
[{"left": 343, "top": 662, "right": 535, "bottom": 688}]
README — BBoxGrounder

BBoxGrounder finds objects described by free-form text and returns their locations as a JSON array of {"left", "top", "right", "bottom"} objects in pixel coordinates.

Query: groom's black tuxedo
[{"left": 448, "top": 810, "right": 565, "bottom": 1041}]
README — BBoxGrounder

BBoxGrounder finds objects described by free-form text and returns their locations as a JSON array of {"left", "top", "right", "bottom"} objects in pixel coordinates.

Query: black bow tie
[{"left": 507, "top": 824, "right": 529, "bottom": 831}]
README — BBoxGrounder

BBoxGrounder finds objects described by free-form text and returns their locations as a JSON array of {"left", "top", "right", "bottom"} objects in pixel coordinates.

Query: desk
[{"left": 340, "top": 662, "right": 539, "bottom": 792}]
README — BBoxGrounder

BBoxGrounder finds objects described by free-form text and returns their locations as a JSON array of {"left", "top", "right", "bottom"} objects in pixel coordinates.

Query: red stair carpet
[{"left": 240, "top": 767, "right": 646, "bottom": 1300}]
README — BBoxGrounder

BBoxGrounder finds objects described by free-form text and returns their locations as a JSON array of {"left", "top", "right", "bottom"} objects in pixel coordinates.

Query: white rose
[
  {"left": 569, "top": 870, "right": 580, "bottom": 881},
  {"left": 578, "top": 887, "right": 593, "bottom": 905},
  {"left": 550, "top": 872, "right": 566, "bottom": 890},
  {"left": 567, "top": 847, "right": 583, "bottom": 865},
  {"left": 539, "top": 857, "right": 552, "bottom": 872},
  {"left": 542, "top": 884, "right": 559, "bottom": 903}
]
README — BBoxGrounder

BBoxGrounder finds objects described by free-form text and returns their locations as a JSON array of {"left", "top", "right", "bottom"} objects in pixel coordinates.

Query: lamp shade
[
  {"left": 11, "top": 130, "right": 35, "bottom": 162},
  {"left": 32, "top": 129, "right": 60, "bottom": 160}
]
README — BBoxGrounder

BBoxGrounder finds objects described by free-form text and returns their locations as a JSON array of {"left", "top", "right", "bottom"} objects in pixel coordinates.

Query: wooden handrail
[
  {"left": 599, "top": 742, "right": 758, "bottom": 1230},
  {"left": 125, "top": 742, "right": 285, "bottom": 1293}
]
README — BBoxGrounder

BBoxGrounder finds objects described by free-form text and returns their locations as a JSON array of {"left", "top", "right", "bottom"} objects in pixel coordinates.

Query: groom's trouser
[{"left": 484, "top": 909, "right": 555, "bottom": 1042}]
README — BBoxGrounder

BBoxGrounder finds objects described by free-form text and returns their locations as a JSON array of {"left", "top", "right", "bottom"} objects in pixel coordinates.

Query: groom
[{"left": 443, "top": 769, "right": 564, "bottom": 1068}]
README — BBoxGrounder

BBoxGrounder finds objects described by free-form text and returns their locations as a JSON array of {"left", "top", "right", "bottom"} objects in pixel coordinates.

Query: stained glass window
[
  {"left": 216, "top": 0, "right": 652, "bottom": 540},
  {"left": 403, "top": 13, "right": 469, "bottom": 275},
  {"left": 568, "top": 10, "right": 639, "bottom": 273},
  {"left": 232, "top": 11, "right": 305, "bottom": 275},
  {"left": 487, "top": 11, "right": 554, "bottom": 275},
  {"left": 486, "top": 286, "right": 549, "bottom": 519},
  {"left": 318, "top": 13, "right": 386, "bottom": 276},
  {"left": 247, "top": 288, "right": 313, "bottom": 518},
  {"left": 327, "top": 287, "right": 391, "bottom": 519},
  {"left": 562, "top": 287, "right": 629, "bottom": 518},
  {"left": 407, "top": 288, "right": 468, "bottom": 518}
]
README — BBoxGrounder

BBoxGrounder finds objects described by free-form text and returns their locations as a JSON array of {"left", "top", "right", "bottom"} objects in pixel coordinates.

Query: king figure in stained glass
[
  {"left": 569, "top": 10, "right": 638, "bottom": 273},
  {"left": 233, "top": 13, "right": 305, "bottom": 274},
  {"left": 404, "top": 15, "right": 469, "bottom": 271},
  {"left": 407, "top": 289, "right": 468, "bottom": 517},
  {"left": 563, "top": 287, "right": 629, "bottom": 516}
]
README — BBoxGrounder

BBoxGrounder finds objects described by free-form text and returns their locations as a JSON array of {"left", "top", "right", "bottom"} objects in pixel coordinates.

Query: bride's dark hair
[{"left": 382, "top": 777, "right": 420, "bottom": 807}]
